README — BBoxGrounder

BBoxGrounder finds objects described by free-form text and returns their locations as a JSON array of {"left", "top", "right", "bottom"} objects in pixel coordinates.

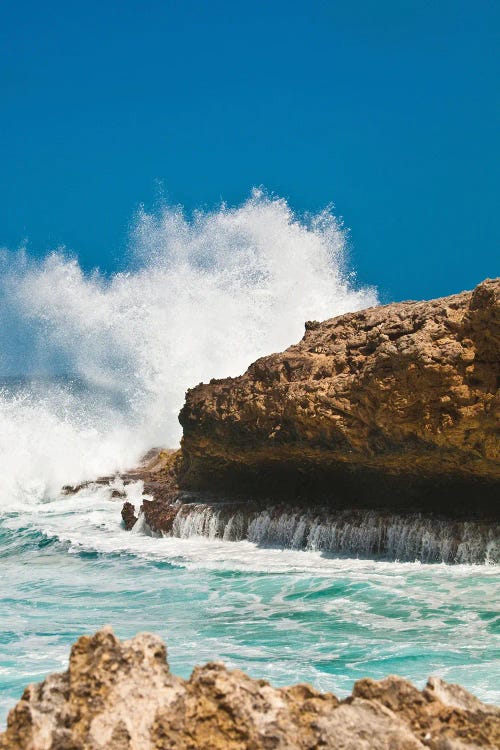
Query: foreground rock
[
  {"left": 178, "top": 279, "right": 500, "bottom": 514},
  {"left": 2, "top": 629, "right": 498, "bottom": 750}
]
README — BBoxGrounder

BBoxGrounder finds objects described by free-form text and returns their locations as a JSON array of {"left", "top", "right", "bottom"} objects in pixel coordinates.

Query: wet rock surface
[
  {"left": 131, "top": 498, "right": 500, "bottom": 563},
  {"left": 178, "top": 279, "right": 500, "bottom": 514},
  {"left": 120, "top": 501, "right": 138, "bottom": 530},
  {"left": 1, "top": 628, "right": 498, "bottom": 750}
]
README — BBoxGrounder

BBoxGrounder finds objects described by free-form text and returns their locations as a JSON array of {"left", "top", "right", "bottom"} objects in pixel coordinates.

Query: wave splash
[
  {"left": 166, "top": 503, "right": 500, "bottom": 564},
  {"left": 0, "top": 191, "right": 377, "bottom": 508}
]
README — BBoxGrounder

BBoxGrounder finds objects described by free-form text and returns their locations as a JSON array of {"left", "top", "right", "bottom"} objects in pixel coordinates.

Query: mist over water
[
  {"left": 0, "top": 192, "right": 498, "bottom": 726},
  {"left": 0, "top": 191, "right": 376, "bottom": 503}
]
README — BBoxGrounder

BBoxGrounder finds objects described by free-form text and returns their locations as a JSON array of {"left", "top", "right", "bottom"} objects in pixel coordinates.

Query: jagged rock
[
  {"left": 178, "top": 279, "right": 500, "bottom": 513},
  {"left": 354, "top": 676, "right": 500, "bottom": 748},
  {"left": 121, "top": 501, "right": 138, "bottom": 530},
  {"left": 1, "top": 628, "right": 498, "bottom": 749}
]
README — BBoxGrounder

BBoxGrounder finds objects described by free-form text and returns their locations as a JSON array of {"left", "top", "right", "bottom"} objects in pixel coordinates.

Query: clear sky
[{"left": 1, "top": 0, "right": 498, "bottom": 302}]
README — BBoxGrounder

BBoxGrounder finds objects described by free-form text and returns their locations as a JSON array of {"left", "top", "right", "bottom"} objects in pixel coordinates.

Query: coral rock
[
  {"left": 179, "top": 279, "right": 500, "bottom": 513},
  {"left": 1, "top": 629, "right": 498, "bottom": 749}
]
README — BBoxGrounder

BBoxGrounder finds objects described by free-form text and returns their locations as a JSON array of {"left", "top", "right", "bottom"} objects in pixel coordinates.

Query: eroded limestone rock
[
  {"left": 178, "top": 279, "right": 500, "bottom": 512},
  {"left": 1, "top": 628, "right": 498, "bottom": 749}
]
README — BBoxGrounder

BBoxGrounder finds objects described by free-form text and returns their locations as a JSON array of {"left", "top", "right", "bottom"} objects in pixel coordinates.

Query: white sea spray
[{"left": 0, "top": 191, "right": 376, "bottom": 507}]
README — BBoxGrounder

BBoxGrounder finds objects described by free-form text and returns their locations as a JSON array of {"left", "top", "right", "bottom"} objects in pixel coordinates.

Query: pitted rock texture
[
  {"left": 1, "top": 629, "right": 499, "bottom": 750},
  {"left": 179, "top": 279, "right": 500, "bottom": 512}
]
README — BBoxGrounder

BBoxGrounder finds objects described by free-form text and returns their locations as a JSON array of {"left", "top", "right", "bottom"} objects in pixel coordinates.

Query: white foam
[
  {"left": 168, "top": 504, "right": 499, "bottom": 564},
  {"left": 0, "top": 191, "right": 376, "bottom": 510},
  {"left": 3, "top": 484, "right": 499, "bottom": 575}
]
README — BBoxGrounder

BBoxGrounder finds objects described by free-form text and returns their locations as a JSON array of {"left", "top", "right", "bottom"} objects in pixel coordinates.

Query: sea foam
[{"left": 0, "top": 190, "right": 376, "bottom": 507}]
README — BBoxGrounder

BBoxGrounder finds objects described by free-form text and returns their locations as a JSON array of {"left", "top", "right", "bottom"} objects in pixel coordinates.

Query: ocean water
[{"left": 0, "top": 193, "right": 498, "bottom": 726}]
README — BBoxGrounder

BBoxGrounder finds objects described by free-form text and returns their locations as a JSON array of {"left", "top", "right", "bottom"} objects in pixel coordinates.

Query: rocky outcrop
[
  {"left": 2, "top": 628, "right": 499, "bottom": 750},
  {"left": 178, "top": 279, "right": 500, "bottom": 514},
  {"left": 112, "top": 448, "right": 499, "bottom": 562}
]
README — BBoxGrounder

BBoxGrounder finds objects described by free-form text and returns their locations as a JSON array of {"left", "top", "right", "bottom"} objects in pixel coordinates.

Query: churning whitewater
[
  {"left": 155, "top": 503, "right": 500, "bottom": 565},
  {"left": 0, "top": 193, "right": 498, "bottom": 726},
  {"left": 0, "top": 191, "right": 376, "bottom": 503}
]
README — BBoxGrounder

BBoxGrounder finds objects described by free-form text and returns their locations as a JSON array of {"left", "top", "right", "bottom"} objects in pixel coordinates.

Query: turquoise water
[
  {"left": 0, "top": 222, "right": 498, "bottom": 729},
  {"left": 1, "top": 484, "right": 499, "bottom": 726}
]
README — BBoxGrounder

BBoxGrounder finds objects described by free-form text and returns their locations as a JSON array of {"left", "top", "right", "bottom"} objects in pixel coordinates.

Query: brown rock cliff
[{"left": 178, "top": 279, "right": 500, "bottom": 513}]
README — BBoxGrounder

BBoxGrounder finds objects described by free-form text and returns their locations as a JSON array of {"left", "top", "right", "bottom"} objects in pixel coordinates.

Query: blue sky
[{"left": 1, "top": 0, "right": 498, "bottom": 301}]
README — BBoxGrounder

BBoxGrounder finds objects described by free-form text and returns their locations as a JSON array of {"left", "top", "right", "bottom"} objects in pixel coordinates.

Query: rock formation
[
  {"left": 178, "top": 278, "right": 500, "bottom": 513},
  {"left": 1, "top": 628, "right": 499, "bottom": 750}
]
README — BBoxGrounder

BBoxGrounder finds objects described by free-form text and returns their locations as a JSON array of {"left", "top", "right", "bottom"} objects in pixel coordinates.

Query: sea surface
[
  {"left": 1, "top": 480, "right": 499, "bottom": 726},
  {"left": 0, "top": 195, "right": 498, "bottom": 726}
]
